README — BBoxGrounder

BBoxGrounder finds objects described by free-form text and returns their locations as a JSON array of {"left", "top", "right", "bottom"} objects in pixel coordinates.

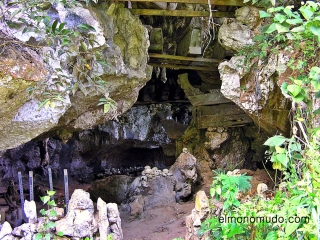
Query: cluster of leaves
[
  {"left": 35, "top": 190, "right": 63, "bottom": 240},
  {"left": 200, "top": 1, "right": 320, "bottom": 239},
  {"left": 199, "top": 171, "right": 252, "bottom": 239},
  {"left": 0, "top": 0, "right": 115, "bottom": 113}
]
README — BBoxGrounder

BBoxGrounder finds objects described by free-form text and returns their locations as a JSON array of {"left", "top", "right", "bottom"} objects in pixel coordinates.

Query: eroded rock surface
[
  {"left": 0, "top": 2, "right": 151, "bottom": 150},
  {"left": 218, "top": 6, "right": 291, "bottom": 136}
]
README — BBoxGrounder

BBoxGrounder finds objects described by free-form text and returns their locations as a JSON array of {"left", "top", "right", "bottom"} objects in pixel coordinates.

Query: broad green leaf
[
  {"left": 49, "top": 209, "right": 57, "bottom": 217},
  {"left": 311, "top": 80, "right": 320, "bottom": 91},
  {"left": 286, "top": 18, "right": 303, "bottom": 25},
  {"left": 291, "top": 26, "right": 305, "bottom": 32},
  {"left": 266, "top": 231, "right": 278, "bottom": 240},
  {"left": 292, "top": 153, "right": 303, "bottom": 160},
  {"left": 57, "top": 231, "right": 64, "bottom": 236},
  {"left": 259, "top": 10, "right": 271, "bottom": 18},
  {"left": 287, "top": 84, "right": 302, "bottom": 97},
  {"left": 264, "top": 135, "right": 287, "bottom": 146},
  {"left": 265, "top": 23, "right": 277, "bottom": 33},
  {"left": 275, "top": 23, "right": 289, "bottom": 33},
  {"left": 41, "top": 195, "right": 50, "bottom": 204},
  {"left": 48, "top": 200, "right": 56, "bottom": 207},
  {"left": 47, "top": 221, "right": 56, "bottom": 228},
  {"left": 58, "top": 22, "right": 66, "bottom": 32},
  {"left": 210, "top": 187, "right": 215, "bottom": 197},
  {"left": 78, "top": 23, "right": 96, "bottom": 32},
  {"left": 34, "top": 233, "right": 43, "bottom": 240},
  {"left": 216, "top": 186, "right": 221, "bottom": 195},
  {"left": 292, "top": 93, "right": 305, "bottom": 103},
  {"left": 309, "top": 66, "right": 320, "bottom": 81},
  {"left": 315, "top": 91, "right": 320, "bottom": 98},
  {"left": 275, "top": 146, "right": 286, "bottom": 154},
  {"left": 274, "top": 13, "right": 287, "bottom": 23},
  {"left": 281, "top": 82, "right": 289, "bottom": 94},
  {"left": 300, "top": 6, "right": 314, "bottom": 20},
  {"left": 310, "top": 26, "right": 320, "bottom": 37},
  {"left": 285, "top": 221, "right": 300, "bottom": 236},
  {"left": 276, "top": 154, "right": 288, "bottom": 167},
  {"left": 40, "top": 209, "right": 46, "bottom": 215},
  {"left": 104, "top": 103, "right": 110, "bottom": 113},
  {"left": 47, "top": 190, "right": 56, "bottom": 196},
  {"left": 52, "top": 19, "right": 58, "bottom": 34}
]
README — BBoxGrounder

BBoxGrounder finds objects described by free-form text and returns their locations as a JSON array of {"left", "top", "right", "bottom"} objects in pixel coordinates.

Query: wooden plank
[
  {"left": 149, "top": 53, "right": 221, "bottom": 63},
  {"left": 197, "top": 114, "right": 252, "bottom": 128},
  {"left": 116, "top": 0, "right": 246, "bottom": 6},
  {"left": 130, "top": 9, "right": 236, "bottom": 17},
  {"left": 197, "top": 104, "right": 244, "bottom": 115},
  {"left": 148, "top": 62, "right": 218, "bottom": 71},
  {"left": 188, "top": 92, "right": 231, "bottom": 106}
]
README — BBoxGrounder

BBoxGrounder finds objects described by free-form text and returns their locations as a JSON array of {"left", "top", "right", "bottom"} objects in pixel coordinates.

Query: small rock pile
[{"left": 141, "top": 165, "right": 173, "bottom": 180}]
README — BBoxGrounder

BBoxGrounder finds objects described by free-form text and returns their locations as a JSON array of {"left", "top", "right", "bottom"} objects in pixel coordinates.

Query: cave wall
[{"left": 0, "top": 2, "right": 152, "bottom": 151}]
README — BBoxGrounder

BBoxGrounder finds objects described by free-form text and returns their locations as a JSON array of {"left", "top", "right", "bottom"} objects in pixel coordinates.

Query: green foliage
[
  {"left": 35, "top": 190, "right": 64, "bottom": 240},
  {"left": 199, "top": 171, "right": 252, "bottom": 239},
  {"left": 200, "top": 2, "right": 320, "bottom": 240},
  {"left": 210, "top": 170, "right": 252, "bottom": 211},
  {"left": 0, "top": 0, "right": 115, "bottom": 113}
]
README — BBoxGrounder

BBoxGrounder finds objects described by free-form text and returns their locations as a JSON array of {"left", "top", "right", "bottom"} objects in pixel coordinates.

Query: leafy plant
[{"left": 35, "top": 190, "right": 64, "bottom": 240}]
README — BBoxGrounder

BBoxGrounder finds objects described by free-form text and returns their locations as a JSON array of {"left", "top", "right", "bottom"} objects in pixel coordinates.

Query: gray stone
[
  {"left": 218, "top": 19, "right": 253, "bottom": 52},
  {"left": 0, "top": 2, "right": 152, "bottom": 150},
  {"left": 0, "top": 222, "right": 12, "bottom": 239},
  {"left": 55, "top": 189, "right": 98, "bottom": 238}
]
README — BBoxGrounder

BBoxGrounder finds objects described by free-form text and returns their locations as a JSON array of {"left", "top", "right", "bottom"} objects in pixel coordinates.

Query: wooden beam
[
  {"left": 188, "top": 92, "right": 231, "bottom": 106},
  {"left": 195, "top": 104, "right": 252, "bottom": 128},
  {"left": 149, "top": 53, "right": 221, "bottom": 64},
  {"left": 148, "top": 54, "right": 221, "bottom": 71},
  {"left": 197, "top": 114, "right": 252, "bottom": 128},
  {"left": 116, "top": 0, "right": 246, "bottom": 6},
  {"left": 148, "top": 63, "right": 218, "bottom": 71},
  {"left": 129, "top": 9, "right": 235, "bottom": 17}
]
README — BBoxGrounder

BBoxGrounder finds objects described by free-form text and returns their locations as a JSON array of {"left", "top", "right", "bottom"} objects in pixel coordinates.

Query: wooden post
[
  {"left": 64, "top": 169, "right": 69, "bottom": 213},
  {"left": 48, "top": 168, "right": 53, "bottom": 200},
  {"left": 17, "top": 172, "right": 25, "bottom": 216},
  {"left": 0, "top": 208, "right": 5, "bottom": 223},
  {"left": 29, "top": 171, "right": 34, "bottom": 201}
]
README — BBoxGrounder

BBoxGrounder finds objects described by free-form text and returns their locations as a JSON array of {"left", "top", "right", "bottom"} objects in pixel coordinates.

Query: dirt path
[{"left": 121, "top": 201, "right": 194, "bottom": 240}]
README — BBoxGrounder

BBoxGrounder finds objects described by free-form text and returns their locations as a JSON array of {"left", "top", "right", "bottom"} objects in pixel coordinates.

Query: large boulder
[
  {"left": 55, "top": 189, "right": 98, "bottom": 238},
  {"left": 0, "top": 2, "right": 152, "bottom": 150},
  {"left": 219, "top": 54, "right": 291, "bottom": 136}
]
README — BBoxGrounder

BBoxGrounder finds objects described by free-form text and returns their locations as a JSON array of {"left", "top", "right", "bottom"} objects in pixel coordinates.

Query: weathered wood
[
  {"left": 130, "top": 9, "right": 236, "bottom": 17},
  {"left": 116, "top": 0, "right": 246, "bottom": 6},
  {"left": 188, "top": 92, "right": 231, "bottom": 106},
  {"left": 148, "top": 54, "right": 220, "bottom": 71},
  {"left": 149, "top": 28, "right": 163, "bottom": 52},
  {"left": 195, "top": 104, "right": 252, "bottom": 128},
  {"left": 149, "top": 53, "right": 221, "bottom": 63},
  {"left": 177, "top": 28, "right": 202, "bottom": 56},
  {"left": 148, "top": 63, "right": 219, "bottom": 71},
  {"left": 197, "top": 114, "right": 252, "bottom": 128},
  {"left": 177, "top": 74, "right": 228, "bottom": 105}
]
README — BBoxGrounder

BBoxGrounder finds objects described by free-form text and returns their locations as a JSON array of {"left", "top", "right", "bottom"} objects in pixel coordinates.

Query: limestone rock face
[
  {"left": 97, "top": 198, "right": 123, "bottom": 240},
  {"left": 0, "top": 2, "right": 151, "bottom": 150},
  {"left": 55, "top": 189, "right": 98, "bottom": 238},
  {"left": 185, "top": 191, "right": 209, "bottom": 240},
  {"left": 235, "top": 6, "right": 261, "bottom": 29},
  {"left": 219, "top": 53, "right": 291, "bottom": 136},
  {"left": 218, "top": 19, "right": 253, "bottom": 52},
  {"left": 170, "top": 151, "right": 197, "bottom": 202}
]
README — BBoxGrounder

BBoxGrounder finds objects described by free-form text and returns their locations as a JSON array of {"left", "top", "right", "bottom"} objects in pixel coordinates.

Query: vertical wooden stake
[
  {"left": 29, "top": 171, "right": 34, "bottom": 201},
  {"left": 64, "top": 169, "right": 69, "bottom": 213},
  {"left": 18, "top": 172, "right": 25, "bottom": 218},
  {"left": 48, "top": 168, "right": 53, "bottom": 200}
]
